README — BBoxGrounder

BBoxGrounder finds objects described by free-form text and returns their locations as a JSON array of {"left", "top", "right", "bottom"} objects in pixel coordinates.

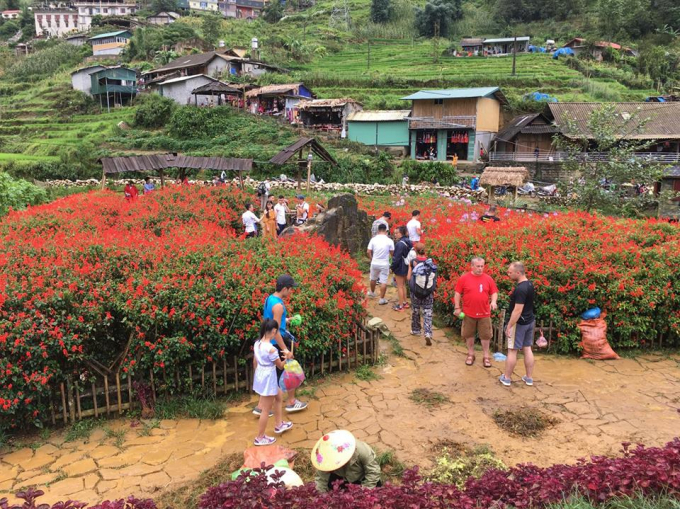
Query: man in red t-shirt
[{"left": 454, "top": 257, "right": 498, "bottom": 368}]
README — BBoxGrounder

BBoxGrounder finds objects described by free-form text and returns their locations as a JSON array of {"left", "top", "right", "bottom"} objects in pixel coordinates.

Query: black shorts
[
  {"left": 246, "top": 231, "right": 256, "bottom": 238},
  {"left": 274, "top": 335, "right": 293, "bottom": 381}
]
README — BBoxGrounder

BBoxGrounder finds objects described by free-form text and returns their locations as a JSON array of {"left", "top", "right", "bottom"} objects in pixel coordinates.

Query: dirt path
[{"left": 1, "top": 282, "right": 679, "bottom": 505}]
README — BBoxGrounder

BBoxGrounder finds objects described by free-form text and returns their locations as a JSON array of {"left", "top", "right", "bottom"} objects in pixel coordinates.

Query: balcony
[
  {"left": 408, "top": 115, "right": 476, "bottom": 130},
  {"left": 490, "top": 151, "right": 680, "bottom": 163}
]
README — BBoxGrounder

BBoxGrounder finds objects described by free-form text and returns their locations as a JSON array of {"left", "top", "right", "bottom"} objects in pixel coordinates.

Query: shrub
[
  {"left": 428, "top": 445, "right": 507, "bottom": 487},
  {"left": 0, "top": 187, "right": 364, "bottom": 430},
  {"left": 168, "top": 106, "right": 235, "bottom": 139},
  {"left": 358, "top": 196, "right": 680, "bottom": 352},
  {"left": 400, "top": 160, "right": 458, "bottom": 186},
  {"left": 133, "top": 93, "right": 176, "bottom": 129},
  {"left": 7, "top": 42, "right": 85, "bottom": 82},
  {"left": 0, "top": 172, "right": 47, "bottom": 215}
]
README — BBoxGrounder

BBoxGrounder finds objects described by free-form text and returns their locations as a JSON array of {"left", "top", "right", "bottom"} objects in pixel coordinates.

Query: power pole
[{"left": 511, "top": 35, "right": 517, "bottom": 76}]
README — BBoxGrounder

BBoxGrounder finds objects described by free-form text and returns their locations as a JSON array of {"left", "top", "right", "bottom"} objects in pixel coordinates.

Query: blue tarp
[
  {"left": 528, "top": 45, "right": 548, "bottom": 53},
  {"left": 553, "top": 47, "right": 575, "bottom": 59},
  {"left": 523, "top": 91, "right": 558, "bottom": 103}
]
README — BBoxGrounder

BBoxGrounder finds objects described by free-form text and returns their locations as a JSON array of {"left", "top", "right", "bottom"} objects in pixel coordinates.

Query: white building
[
  {"left": 2, "top": 10, "right": 21, "bottom": 19},
  {"left": 71, "top": 65, "right": 106, "bottom": 95},
  {"left": 35, "top": 0, "right": 137, "bottom": 36},
  {"left": 158, "top": 74, "right": 218, "bottom": 105},
  {"left": 189, "top": 0, "right": 219, "bottom": 12},
  {"left": 34, "top": 10, "right": 79, "bottom": 37},
  {"left": 74, "top": 0, "right": 137, "bottom": 31},
  {"left": 147, "top": 11, "right": 180, "bottom": 25}
]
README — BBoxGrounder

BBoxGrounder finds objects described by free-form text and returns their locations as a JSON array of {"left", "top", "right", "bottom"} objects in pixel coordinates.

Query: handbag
[{"left": 278, "top": 359, "right": 305, "bottom": 392}]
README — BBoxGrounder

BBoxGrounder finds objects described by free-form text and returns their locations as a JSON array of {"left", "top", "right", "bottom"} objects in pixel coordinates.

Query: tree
[
  {"left": 555, "top": 104, "right": 665, "bottom": 215},
  {"left": 415, "top": 0, "right": 462, "bottom": 38},
  {"left": 370, "top": 0, "right": 392, "bottom": 23},
  {"left": 201, "top": 14, "right": 222, "bottom": 45},
  {"left": 262, "top": 1, "right": 284, "bottom": 23},
  {"left": 150, "top": 0, "right": 179, "bottom": 13},
  {"left": 638, "top": 46, "right": 680, "bottom": 91}
]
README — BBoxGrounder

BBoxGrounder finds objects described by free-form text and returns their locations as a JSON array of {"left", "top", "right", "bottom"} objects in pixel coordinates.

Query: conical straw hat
[{"left": 311, "top": 430, "right": 357, "bottom": 472}]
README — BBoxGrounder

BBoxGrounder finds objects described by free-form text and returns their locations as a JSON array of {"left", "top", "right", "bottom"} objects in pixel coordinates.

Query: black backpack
[
  {"left": 409, "top": 258, "right": 437, "bottom": 299},
  {"left": 257, "top": 182, "right": 267, "bottom": 196}
]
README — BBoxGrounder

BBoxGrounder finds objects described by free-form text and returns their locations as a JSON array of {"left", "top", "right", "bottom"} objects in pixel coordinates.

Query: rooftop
[
  {"left": 401, "top": 87, "right": 507, "bottom": 104},
  {"left": 89, "top": 30, "right": 132, "bottom": 40},
  {"left": 159, "top": 74, "right": 218, "bottom": 85},
  {"left": 347, "top": 110, "right": 410, "bottom": 122},
  {"left": 483, "top": 37, "right": 530, "bottom": 44}
]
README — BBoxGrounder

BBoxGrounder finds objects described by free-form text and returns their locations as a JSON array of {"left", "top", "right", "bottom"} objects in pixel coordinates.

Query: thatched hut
[{"left": 479, "top": 166, "right": 529, "bottom": 202}]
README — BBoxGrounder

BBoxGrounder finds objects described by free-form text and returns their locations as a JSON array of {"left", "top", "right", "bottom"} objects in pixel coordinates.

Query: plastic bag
[
  {"left": 581, "top": 307, "right": 601, "bottom": 320},
  {"left": 279, "top": 359, "right": 306, "bottom": 392},
  {"left": 578, "top": 313, "right": 619, "bottom": 360}
]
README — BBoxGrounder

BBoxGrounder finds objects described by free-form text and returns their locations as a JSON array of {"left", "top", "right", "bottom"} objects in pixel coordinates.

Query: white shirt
[
  {"left": 406, "top": 248, "right": 417, "bottom": 266},
  {"left": 264, "top": 182, "right": 271, "bottom": 196},
  {"left": 407, "top": 218, "right": 421, "bottom": 242},
  {"left": 274, "top": 203, "right": 288, "bottom": 224},
  {"left": 367, "top": 234, "right": 394, "bottom": 266},
  {"left": 297, "top": 202, "right": 309, "bottom": 220},
  {"left": 242, "top": 210, "right": 259, "bottom": 233}
]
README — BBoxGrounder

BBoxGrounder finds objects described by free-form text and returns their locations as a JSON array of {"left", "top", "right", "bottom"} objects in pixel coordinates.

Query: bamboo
[
  {"left": 75, "top": 383, "right": 82, "bottom": 420},
  {"left": 212, "top": 362, "right": 217, "bottom": 396},
  {"left": 347, "top": 335, "right": 351, "bottom": 370},
  {"left": 150, "top": 370, "right": 156, "bottom": 404},
  {"left": 116, "top": 373, "right": 122, "bottom": 414},
  {"left": 338, "top": 340, "right": 342, "bottom": 371},
  {"left": 66, "top": 379, "right": 76, "bottom": 423},
  {"left": 104, "top": 376, "right": 111, "bottom": 416},
  {"left": 92, "top": 382, "right": 98, "bottom": 418},
  {"left": 223, "top": 358, "right": 228, "bottom": 391},
  {"left": 354, "top": 326, "right": 359, "bottom": 367},
  {"left": 60, "top": 383, "right": 68, "bottom": 424},
  {"left": 234, "top": 356, "right": 239, "bottom": 390}
]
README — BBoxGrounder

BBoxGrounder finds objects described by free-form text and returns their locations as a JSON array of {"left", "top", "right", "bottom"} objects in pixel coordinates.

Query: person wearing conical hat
[{"left": 311, "top": 430, "right": 382, "bottom": 493}]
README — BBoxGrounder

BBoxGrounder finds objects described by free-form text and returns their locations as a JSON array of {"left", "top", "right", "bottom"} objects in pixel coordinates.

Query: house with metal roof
[
  {"left": 401, "top": 87, "right": 507, "bottom": 163},
  {"left": 482, "top": 36, "right": 530, "bottom": 55},
  {"left": 158, "top": 74, "right": 219, "bottom": 105},
  {"left": 347, "top": 110, "right": 410, "bottom": 153},
  {"left": 71, "top": 65, "right": 107, "bottom": 95},
  {"left": 89, "top": 30, "right": 132, "bottom": 56},
  {"left": 246, "top": 83, "right": 315, "bottom": 121},
  {"left": 89, "top": 67, "right": 138, "bottom": 110}
]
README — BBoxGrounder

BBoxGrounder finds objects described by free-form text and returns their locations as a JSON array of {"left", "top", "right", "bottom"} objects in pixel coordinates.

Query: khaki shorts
[{"left": 461, "top": 316, "right": 493, "bottom": 341}]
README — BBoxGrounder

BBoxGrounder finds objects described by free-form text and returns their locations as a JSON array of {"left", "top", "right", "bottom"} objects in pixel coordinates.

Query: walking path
[{"left": 1, "top": 282, "right": 679, "bottom": 505}]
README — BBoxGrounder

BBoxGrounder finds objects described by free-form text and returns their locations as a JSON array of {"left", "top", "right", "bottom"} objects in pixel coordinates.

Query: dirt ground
[{"left": 1, "top": 282, "right": 679, "bottom": 505}]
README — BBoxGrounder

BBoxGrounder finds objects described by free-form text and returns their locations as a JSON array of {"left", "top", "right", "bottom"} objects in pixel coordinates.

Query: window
[
  {"left": 103, "top": 8, "right": 108, "bottom": 12},
  {"left": 434, "top": 99, "right": 443, "bottom": 105}
]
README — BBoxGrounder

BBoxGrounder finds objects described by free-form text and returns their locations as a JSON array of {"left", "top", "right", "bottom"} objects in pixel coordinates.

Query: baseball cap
[
  {"left": 383, "top": 211, "right": 392, "bottom": 218},
  {"left": 296, "top": 194, "right": 305, "bottom": 199},
  {"left": 276, "top": 274, "right": 298, "bottom": 289}
]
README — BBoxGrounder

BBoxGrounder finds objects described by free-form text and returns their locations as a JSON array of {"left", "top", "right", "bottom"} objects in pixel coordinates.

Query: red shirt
[
  {"left": 454, "top": 272, "right": 498, "bottom": 318},
  {"left": 124, "top": 185, "right": 138, "bottom": 201}
]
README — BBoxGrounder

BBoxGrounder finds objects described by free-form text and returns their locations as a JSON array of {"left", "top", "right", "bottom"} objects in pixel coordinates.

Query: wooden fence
[
  {"left": 47, "top": 321, "right": 380, "bottom": 425},
  {"left": 482, "top": 310, "right": 561, "bottom": 353}
]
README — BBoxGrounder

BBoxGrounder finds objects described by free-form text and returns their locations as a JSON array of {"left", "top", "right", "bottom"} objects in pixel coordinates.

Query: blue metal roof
[
  {"left": 89, "top": 30, "right": 132, "bottom": 41},
  {"left": 401, "top": 87, "right": 502, "bottom": 101}
]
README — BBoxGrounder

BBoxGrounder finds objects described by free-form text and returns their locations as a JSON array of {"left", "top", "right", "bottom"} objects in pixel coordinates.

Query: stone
[
  {"left": 140, "top": 447, "right": 173, "bottom": 466},
  {"left": 62, "top": 458, "right": 98, "bottom": 477},
  {"left": 51, "top": 451, "right": 87, "bottom": 471},
  {"left": 2, "top": 448, "right": 33, "bottom": 466},
  {"left": 90, "top": 445, "right": 121, "bottom": 460},
  {"left": 82, "top": 473, "right": 100, "bottom": 490},
  {"left": 0, "top": 467, "right": 18, "bottom": 484},
  {"left": 20, "top": 451, "right": 56, "bottom": 471},
  {"left": 96, "top": 479, "right": 119, "bottom": 494},
  {"left": 47, "top": 477, "right": 85, "bottom": 497},
  {"left": 16, "top": 470, "right": 56, "bottom": 485},
  {"left": 139, "top": 470, "right": 171, "bottom": 492}
]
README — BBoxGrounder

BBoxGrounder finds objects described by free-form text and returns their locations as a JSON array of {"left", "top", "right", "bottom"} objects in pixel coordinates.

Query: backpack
[
  {"left": 257, "top": 182, "right": 267, "bottom": 197},
  {"left": 409, "top": 258, "right": 437, "bottom": 299}
]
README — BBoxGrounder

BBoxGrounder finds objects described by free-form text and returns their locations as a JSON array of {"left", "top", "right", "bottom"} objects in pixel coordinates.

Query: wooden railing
[
  {"left": 47, "top": 321, "right": 380, "bottom": 425},
  {"left": 490, "top": 151, "right": 680, "bottom": 163}
]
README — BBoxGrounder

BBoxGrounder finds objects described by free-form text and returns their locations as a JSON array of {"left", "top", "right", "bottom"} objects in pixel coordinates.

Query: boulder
[{"left": 282, "top": 194, "right": 370, "bottom": 254}]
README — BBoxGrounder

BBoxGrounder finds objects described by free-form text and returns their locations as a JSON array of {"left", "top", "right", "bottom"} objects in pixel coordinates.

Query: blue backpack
[{"left": 409, "top": 258, "right": 437, "bottom": 298}]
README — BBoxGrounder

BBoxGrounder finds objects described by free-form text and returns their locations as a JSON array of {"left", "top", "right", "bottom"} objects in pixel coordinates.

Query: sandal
[
  {"left": 465, "top": 354, "right": 475, "bottom": 366},
  {"left": 483, "top": 357, "right": 492, "bottom": 368},
  {"left": 403, "top": 303, "right": 410, "bottom": 309}
]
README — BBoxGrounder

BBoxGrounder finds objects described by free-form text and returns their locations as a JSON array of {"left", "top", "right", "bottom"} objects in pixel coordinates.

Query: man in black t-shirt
[
  {"left": 480, "top": 205, "right": 501, "bottom": 223},
  {"left": 500, "top": 262, "right": 536, "bottom": 387}
]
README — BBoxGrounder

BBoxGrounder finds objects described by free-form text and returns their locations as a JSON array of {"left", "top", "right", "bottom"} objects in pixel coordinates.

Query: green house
[
  {"left": 90, "top": 67, "right": 138, "bottom": 109},
  {"left": 347, "top": 110, "right": 410, "bottom": 152}
]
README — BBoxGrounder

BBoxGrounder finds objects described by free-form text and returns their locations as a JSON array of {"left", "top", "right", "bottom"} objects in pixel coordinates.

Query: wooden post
[
  {"left": 159, "top": 169, "right": 165, "bottom": 188},
  {"left": 104, "top": 376, "right": 111, "bottom": 416},
  {"left": 297, "top": 150, "right": 303, "bottom": 190},
  {"left": 116, "top": 374, "right": 123, "bottom": 414},
  {"left": 60, "top": 383, "right": 68, "bottom": 424},
  {"left": 238, "top": 170, "right": 244, "bottom": 190},
  {"left": 101, "top": 168, "right": 107, "bottom": 190},
  {"left": 306, "top": 147, "right": 313, "bottom": 193}
]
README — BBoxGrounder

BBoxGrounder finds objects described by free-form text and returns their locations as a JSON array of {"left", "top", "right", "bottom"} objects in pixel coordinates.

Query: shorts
[
  {"left": 507, "top": 321, "right": 535, "bottom": 350},
  {"left": 369, "top": 263, "right": 390, "bottom": 285},
  {"left": 246, "top": 231, "right": 256, "bottom": 238},
  {"left": 274, "top": 335, "right": 293, "bottom": 382},
  {"left": 461, "top": 316, "right": 493, "bottom": 341}
]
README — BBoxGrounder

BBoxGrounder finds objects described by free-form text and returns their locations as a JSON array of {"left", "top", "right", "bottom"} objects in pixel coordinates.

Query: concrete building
[
  {"left": 89, "top": 30, "right": 132, "bottom": 56},
  {"left": 34, "top": 10, "right": 79, "bottom": 37},
  {"left": 147, "top": 11, "right": 180, "bottom": 24},
  {"left": 189, "top": 0, "right": 219, "bottom": 12},
  {"left": 73, "top": 0, "right": 137, "bottom": 32},
  {"left": 158, "top": 74, "right": 218, "bottom": 104},
  {"left": 402, "top": 87, "right": 506, "bottom": 163},
  {"left": 2, "top": 10, "right": 21, "bottom": 19},
  {"left": 65, "top": 33, "right": 88, "bottom": 45},
  {"left": 34, "top": 0, "right": 137, "bottom": 36},
  {"left": 71, "top": 65, "right": 106, "bottom": 95},
  {"left": 482, "top": 37, "right": 530, "bottom": 55},
  {"left": 347, "top": 110, "right": 410, "bottom": 152},
  {"left": 219, "top": 0, "right": 264, "bottom": 18}
]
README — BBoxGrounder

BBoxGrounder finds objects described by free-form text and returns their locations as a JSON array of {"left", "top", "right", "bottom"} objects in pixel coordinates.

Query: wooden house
[
  {"left": 89, "top": 66, "right": 137, "bottom": 108},
  {"left": 65, "top": 33, "right": 88, "bottom": 46},
  {"left": 401, "top": 87, "right": 507, "bottom": 163},
  {"left": 347, "top": 110, "right": 410, "bottom": 153},
  {"left": 298, "top": 99, "right": 363, "bottom": 134},
  {"left": 71, "top": 65, "right": 106, "bottom": 95},
  {"left": 460, "top": 38, "right": 483, "bottom": 54},
  {"left": 563, "top": 38, "right": 637, "bottom": 60},
  {"left": 158, "top": 74, "right": 218, "bottom": 105},
  {"left": 147, "top": 11, "right": 180, "bottom": 25},
  {"left": 482, "top": 37, "right": 530, "bottom": 55},
  {"left": 492, "top": 112, "right": 558, "bottom": 160},
  {"left": 246, "top": 83, "right": 315, "bottom": 122},
  {"left": 89, "top": 30, "right": 132, "bottom": 56},
  {"left": 657, "top": 166, "right": 680, "bottom": 220}
]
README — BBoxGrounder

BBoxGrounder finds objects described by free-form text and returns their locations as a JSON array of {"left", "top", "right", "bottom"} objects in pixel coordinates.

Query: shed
[
  {"left": 460, "top": 38, "right": 483, "bottom": 53},
  {"left": 66, "top": 34, "right": 88, "bottom": 46},
  {"left": 89, "top": 30, "right": 132, "bottom": 56},
  {"left": 158, "top": 74, "right": 218, "bottom": 105},
  {"left": 298, "top": 98, "right": 363, "bottom": 134},
  {"left": 479, "top": 166, "right": 529, "bottom": 202},
  {"left": 90, "top": 67, "right": 138, "bottom": 109},
  {"left": 269, "top": 137, "right": 337, "bottom": 191},
  {"left": 657, "top": 166, "right": 680, "bottom": 220},
  {"left": 246, "top": 83, "right": 315, "bottom": 121},
  {"left": 482, "top": 36, "right": 530, "bottom": 54},
  {"left": 191, "top": 80, "right": 241, "bottom": 106},
  {"left": 347, "top": 110, "right": 410, "bottom": 151},
  {"left": 147, "top": 11, "right": 180, "bottom": 25},
  {"left": 71, "top": 65, "right": 106, "bottom": 95}
]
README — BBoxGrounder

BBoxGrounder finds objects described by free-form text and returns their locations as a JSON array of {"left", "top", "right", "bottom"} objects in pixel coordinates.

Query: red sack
[{"left": 577, "top": 312, "right": 619, "bottom": 360}]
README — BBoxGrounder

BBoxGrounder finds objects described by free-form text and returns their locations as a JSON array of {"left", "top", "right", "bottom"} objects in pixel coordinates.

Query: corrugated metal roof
[
  {"left": 460, "top": 38, "right": 483, "bottom": 46},
  {"left": 298, "top": 98, "right": 361, "bottom": 109},
  {"left": 192, "top": 81, "right": 241, "bottom": 94},
  {"left": 483, "top": 36, "right": 530, "bottom": 44},
  {"left": 347, "top": 110, "right": 410, "bottom": 122},
  {"left": 89, "top": 30, "right": 132, "bottom": 40},
  {"left": 495, "top": 113, "right": 541, "bottom": 142},
  {"left": 101, "top": 154, "right": 252, "bottom": 174},
  {"left": 548, "top": 102, "right": 680, "bottom": 140},
  {"left": 159, "top": 74, "right": 217, "bottom": 85},
  {"left": 269, "top": 138, "right": 337, "bottom": 165},
  {"left": 664, "top": 166, "right": 680, "bottom": 177},
  {"left": 401, "top": 87, "right": 507, "bottom": 104},
  {"left": 146, "top": 51, "right": 223, "bottom": 74}
]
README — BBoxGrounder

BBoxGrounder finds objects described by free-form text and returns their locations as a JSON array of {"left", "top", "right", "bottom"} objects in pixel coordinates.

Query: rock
[
  {"left": 281, "top": 194, "right": 370, "bottom": 254},
  {"left": 117, "top": 121, "right": 131, "bottom": 130}
]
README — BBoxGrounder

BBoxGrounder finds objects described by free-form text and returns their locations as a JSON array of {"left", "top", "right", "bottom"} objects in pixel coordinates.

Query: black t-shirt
[
  {"left": 507, "top": 280, "right": 535, "bottom": 325},
  {"left": 480, "top": 214, "right": 500, "bottom": 223}
]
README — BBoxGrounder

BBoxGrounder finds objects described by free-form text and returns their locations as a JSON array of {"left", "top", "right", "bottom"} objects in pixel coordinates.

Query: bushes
[
  {"left": 358, "top": 196, "right": 680, "bottom": 352},
  {"left": 168, "top": 106, "right": 237, "bottom": 139},
  {"left": 7, "top": 42, "right": 85, "bottom": 82},
  {"left": 0, "top": 172, "right": 47, "bottom": 215},
  {"left": 400, "top": 160, "right": 458, "bottom": 186},
  {"left": 0, "top": 187, "right": 364, "bottom": 430},
  {"left": 133, "top": 93, "right": 176, "bottom": 129}
]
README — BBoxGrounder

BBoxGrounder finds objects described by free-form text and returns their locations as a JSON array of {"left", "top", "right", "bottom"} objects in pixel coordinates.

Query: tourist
[
  {"left": 391, "top": 226, "right": 412, "bottom": 311},
  {"left": 500, "top": 262, "right": 536, "bottom": 387},
  {"left": 452, "top": 154, "right": 459, "bottom": 168},
  {"left": 480, "top": 205, "right": 501, "bottom": 223},
  {"left": 261, "top": 200, "right": 277, "bottom": 239},
  {"left": 124, "top": 180, "right": 138, "bottom": 202},
  {"left": 295, "top": 194, "right": 310, "bottom": 225},
  {"left": 407, "top": 210, "right": 422, "bottom": 242},
  {"left": 470, "top": 175, "right": 480, "bottom": 191},
  {"left": 256, "top": 274, "right": 308, "bottom": 414},
  {"left": 367, "top": 223, "right": 394, "bottom": 305},
  {"left": 454, "top": 257, "right": 498, "bottom": 367},
  {"left": 242, "top": 203, "right": 260, "bottom": 238},
  {"left": 402, "top": 175, "right": 409, "bottom": 187},
  {"left": 428, "top": 147, "right": 436, "bottom": 160},
  {"left": 142, "top": 177, "right": 155, "bottom": 194},
  {"left": 371, "top": 211, "right": 392, "bottom": 237},
  {"left": 252, "top": 319, "right": 293, "bottom": 446},
  {"left": 257, "top": 180, "right": 271, "bottom": 211},
  {"left": 274, "top": 195, "right": 290, "bottom": 235},
  {"left": 312, "top": 430, "right": 382, "bottom": 493},
  {"left": 407, "top": 242, "right": 434, "bottom": 346}
]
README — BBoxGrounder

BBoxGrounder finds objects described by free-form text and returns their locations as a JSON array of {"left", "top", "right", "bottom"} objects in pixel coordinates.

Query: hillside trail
[{"left": 1, "top": 279, "right": 679, "bottom": 505}]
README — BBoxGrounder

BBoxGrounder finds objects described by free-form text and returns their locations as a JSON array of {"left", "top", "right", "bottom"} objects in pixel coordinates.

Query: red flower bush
[
  {"left": 360, "top": 195, "right": 680, "bottom": 352},
  {"left": 0, "top": 188, "right": 364, "bottom": 430}
]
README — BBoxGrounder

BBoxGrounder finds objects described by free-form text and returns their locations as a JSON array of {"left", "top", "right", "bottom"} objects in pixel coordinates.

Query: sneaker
[
  {"left": 392, "top": 304, "right": 403, "bottom": 311},
  {"left": 411, "top": 331, "right": 421, "bottom": 336},
  {"left": 521, "top": 376, "right": 534, "bottom": 386},
  {"left": 252, "top": 407, "right": 273, "bottom": 417},
  {"left": 499, "top": 375, "right": 512, "bottom": 387},
  {"left": 254, "top": 435, "right": 276, "bottom": 446},
  {"left": 274, "top": 421, "right": 294, "bottom": 434},
  {"left": 378, "top": 298, "right": 389, "bottom": 305},
  {"left": 425, "top": 336, "right": 432, "bottom": 346},
  {"left": 285, "top": 399, "right": 308, "bottom": 413},
  {"left": 367, "top": 291, "right": 376, "bottom": 298}
]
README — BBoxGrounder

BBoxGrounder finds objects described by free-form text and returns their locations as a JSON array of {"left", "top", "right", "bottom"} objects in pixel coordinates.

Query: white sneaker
[
  {"left": 367, "top": 291, "right": 376, "bottom": 298},
  {"left": 378, "top": 298, "right": 389, "bottom": 305}
]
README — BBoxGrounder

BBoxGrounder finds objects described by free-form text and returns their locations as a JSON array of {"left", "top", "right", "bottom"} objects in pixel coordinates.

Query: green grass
[
  {"left": 0, "top": 153, "right": 60, "bottom": 163},
  {"left": 64, "top": 418, "right": 103, "bottom": 443},
  {"left": 409, "top": 388, "right": 450, "bottom": 407},
  {"left": 153, "top": 395, "right": 230, "bottom": 420},
  {"left": 355, "top": 363, "right": 381, "bottom": 381}
]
